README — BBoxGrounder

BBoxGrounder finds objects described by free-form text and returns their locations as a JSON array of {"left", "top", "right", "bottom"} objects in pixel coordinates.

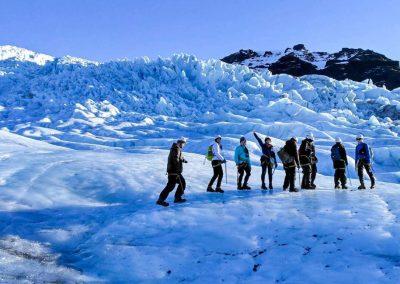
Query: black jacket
[
  {"left": 298, "top": 139, "right": 317, "bottom": 166},
  {"left": 331, "top": 143, "right": 348, "bottom": 169},
  {"left": 167, "top": 143, "right": 185, "bottom": 174},
  {"left": 283, "top": 139, "right": 299, "bottom": 168}
]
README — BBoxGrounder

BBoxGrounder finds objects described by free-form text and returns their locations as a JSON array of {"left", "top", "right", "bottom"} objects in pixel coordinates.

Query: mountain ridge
[{"left": 221, "top": 44, "right": 400, "bottom": 90}]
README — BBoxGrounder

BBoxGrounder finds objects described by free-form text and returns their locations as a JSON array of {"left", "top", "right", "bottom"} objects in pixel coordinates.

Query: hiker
[
  {"left": 234, "top": 137, "right": 251, "bottom": 190},
  {"left": 279, "top": 137, "right": 300, "bottom": 192},
  {"left": 207, "top": 135, "right": 226, "bottom": 193},
  {"left": 331, "top": 137, "right": 348, "bottom": 189},
  {"left": 355, "top": 134, "right": 375, "bottom": 189},
  {"left": 156, "top": 137, "right": 188, "bottom": 207},
  {"left": 253, "top": 131, "right": 277, "bottom": 189},
  {"left": 298, "top": 133, "right": 317, "bottom": 189}
]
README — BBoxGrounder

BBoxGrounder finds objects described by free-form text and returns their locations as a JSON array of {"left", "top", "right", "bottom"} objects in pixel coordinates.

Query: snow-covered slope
[
  {"left": 0, "top": 45, "right": 53, "bottom": 65},
  {"left": 0, "top": 45, "right": 399, "bottom": 182},
  {"left": 0, "top": 131, "right": 399, "bottom": 282},
  {"left": 0, "top": 46, "right": 400, "bottom": 282}
]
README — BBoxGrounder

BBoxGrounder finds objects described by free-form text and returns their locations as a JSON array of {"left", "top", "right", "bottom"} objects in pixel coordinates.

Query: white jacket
[{"left": 212, "top": 142, "right": 224, "bottom": 161}]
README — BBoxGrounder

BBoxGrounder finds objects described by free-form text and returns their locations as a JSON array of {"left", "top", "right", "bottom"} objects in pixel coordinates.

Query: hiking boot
[
  {"left": 156, "top": 200, "right": 169, "bottom": 207},
  {"left": 310, "top": 184, "right": 316, "bottom": 189},
  {"left": 342, "top": 185, "right": 348, "bottom": 189},
  {"left": 261, "top": 184, "right": 267, "bottom": 190},
  {"left": 207, "top": 186, "right": 215, "bottom": 192},
  {"left": 283, "top": 187, "right": 288, "bottom": 191},
  {"left": 242, "top": 184, "right": 251, "bottom": 190},
  {"left": 174, "top": 198, "right": 187, "bottom": 203},
  {"left": 370, "top": 184, "right": 375, "bottom": 189},
  {"left": 289, "top": 188, "right": 299, "bottom": 192},
  {"left": 334, "top": 185, "right": 341, "bottom": 189},
  {"left": 269, "top": 184, "right": 273, "bottom": 190},
  {"left": 358, "top": 184, "right": 366, "bottom": 190},
  {"left": 215, "top": 188, "right": 224, "bottom": 193},
  {"left": 237, "top": 183, "right": 243, "bottom": 190}
]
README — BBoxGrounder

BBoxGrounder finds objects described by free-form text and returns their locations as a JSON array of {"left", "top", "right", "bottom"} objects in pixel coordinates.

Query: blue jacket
[
  {"left": 355, "top": 142, "right": 371, "bottom": 164},
  {"left": 254, "top": 133, "right": 277, "bottom": 165},
  {"left": 234, "top": 145, "right": 251, "bottom": 166}
]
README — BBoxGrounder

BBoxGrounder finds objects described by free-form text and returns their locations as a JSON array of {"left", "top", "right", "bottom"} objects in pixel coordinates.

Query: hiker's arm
[{"left": 253, "top": 132, "right": 263, "bottom": 147}]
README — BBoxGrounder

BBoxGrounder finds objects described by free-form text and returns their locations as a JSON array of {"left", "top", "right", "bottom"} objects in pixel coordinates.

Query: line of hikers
[{"left": 156, "top": 132, "right": 376, "bottom": 207}]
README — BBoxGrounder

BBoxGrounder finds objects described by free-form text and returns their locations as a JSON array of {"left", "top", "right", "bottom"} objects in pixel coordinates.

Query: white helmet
[
  {"left": 215, "top": 135, "right": 222, "bottom": 140},
  {"left": 306, "top": 133, "right": 314, "bottom": 141},
  {"left": 177, "top": 137, "right": 188, "bottom": 143},
  {"left": 356, "top": 134, "right": 364, "bottom": 140},
  {"left": 335, "top": 137, "right": 342, "bottom": 143}
]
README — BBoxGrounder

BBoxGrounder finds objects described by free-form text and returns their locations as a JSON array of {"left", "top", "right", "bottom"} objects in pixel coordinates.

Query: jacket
[
  {"left": 212, "top": 142, "right": 224, "bottom": 161},
  {"left": 331, "top": 143, "right": 348, "bottom": 169},
  {"left": 283, "top": 139, "right": 299, "bottom": 168},
  {"left": 355, "top": 142, "right": 371, "bottom": 164},
  {"left": 167, "top": 143, "right": 186, "bottom": 174},
  {"left": 234, "top": 145, "right": 251, "bottom": 166},
  {"left": 254, "top": 133, "right": 277, "bottom": 165},
  {"left": 298, "top": 138, "right": 317, "bottom": 166}
]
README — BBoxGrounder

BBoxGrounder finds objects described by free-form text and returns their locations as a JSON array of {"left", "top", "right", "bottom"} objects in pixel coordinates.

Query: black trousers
[
  {"left": 238, "top": 164, "right": 251, "bottom": 186},
  {"left": 208, "top": 160, "right": 223, "bottom": 188},
  {"left": 159, "top": 174, "right": 186, "bottom": 201},
  {"left": 357, "top": 161, "right": 375, "bottom": 185},
  {"left": 301, "top": 165, "right": 311, "bottom": 188},
  {"left": 311, "top": 163, "right": 317, "bottom": 185},
  {"left": 283, "top": 167, "right": 296, "bottom": 190},
  {"left": 334, "top": 168, "right": 346, "bottom": 187},
  {"left": 261, "top": 163, "right": 273, "bottom": 185}
]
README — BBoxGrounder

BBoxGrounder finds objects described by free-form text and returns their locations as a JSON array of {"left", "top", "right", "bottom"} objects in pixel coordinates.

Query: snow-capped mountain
[
  {"left": 0, "top": 45, "right": 54, "bottom": 65},
  {"left": 1, "top": 45, "right": 400, "bottom": 282},
  {"left": 222, "top": 44, "right": 400, "bottom": 90}
]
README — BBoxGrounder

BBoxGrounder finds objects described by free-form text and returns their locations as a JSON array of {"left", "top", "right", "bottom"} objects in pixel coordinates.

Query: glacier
[{"left": 0, "top": 46, "right": 399, "bottom": 282}]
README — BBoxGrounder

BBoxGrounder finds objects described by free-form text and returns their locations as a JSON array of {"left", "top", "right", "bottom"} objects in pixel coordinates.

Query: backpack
[
  {"left": 206, "top": 145, "right": 214, "bottom": 161},
  {"left": 331, "top": 145, "right": 341, "bottom": 161},
  {"left": 277, "top": 147, "right": 294, "bottom": 164}
]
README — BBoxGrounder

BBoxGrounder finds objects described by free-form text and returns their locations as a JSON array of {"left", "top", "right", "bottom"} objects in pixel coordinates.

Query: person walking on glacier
[
  {"left": 156, "top": 137, "right": 188, "bottom": 207},
  {"left": 206, "top": 135, "right": 226, "bottom": 193},
  {"left": 234, "top": 137, "right": 252, "bottom": 190},
  {"left": 298, "top": 133, "right": 317, "bottom": 189},
  {"left": 253, "top": 131, "right": 277, "bottom": 190},
  {"left": 278, "top": 137, "right": 300, "bottom": 192},
  {"left": 355, "top": 134, "right": 375, "bottom": 189},
  {"left": 331, "top": 137, "right": 348, "bottom": 189}
]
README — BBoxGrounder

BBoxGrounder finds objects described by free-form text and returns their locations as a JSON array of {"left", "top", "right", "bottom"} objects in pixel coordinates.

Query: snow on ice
[{"left": 0, "top": 46, "right": 399, "bottom": 282}]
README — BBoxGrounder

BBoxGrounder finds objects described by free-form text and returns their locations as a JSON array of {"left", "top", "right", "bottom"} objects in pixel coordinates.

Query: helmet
[
  {"left": 306, "top": 133, "right": 314, "bottom": 141},
  {"left": 335, "top": 137, "right": 342, "bottom": 143},
  {"left": 215, "top": 135, "right": 222, "bottom": 139},
  {"left": 177, "top": 137, "right": 188, "bottom": 144},
  {"left": 240, "top": 136, "right": 246, "bottom": 143},
  {"left": 356, "top": 134, "right": 364, "bottom": 140}
]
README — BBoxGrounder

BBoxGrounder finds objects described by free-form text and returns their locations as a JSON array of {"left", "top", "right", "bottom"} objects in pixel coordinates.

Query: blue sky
[{"left": 1, "top": 0, "right": 399, "bottom": 61}]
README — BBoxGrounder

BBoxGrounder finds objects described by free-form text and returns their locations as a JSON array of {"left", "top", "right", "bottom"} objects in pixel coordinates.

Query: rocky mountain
[{"left": 221, "top": 44, "right": 400, "bottom": 90}]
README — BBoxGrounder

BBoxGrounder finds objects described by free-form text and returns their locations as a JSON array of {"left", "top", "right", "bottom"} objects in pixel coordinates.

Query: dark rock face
[{"left": 221, "top": 45, "right": 400, "bottom": 90}]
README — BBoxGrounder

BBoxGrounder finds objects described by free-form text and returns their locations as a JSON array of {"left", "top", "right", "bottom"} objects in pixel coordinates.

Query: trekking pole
[
  {"left": 225, "top": 162, "right": 228, "bottom": 184},
  {"left": 346, "top": 165, "right": 353, "bottom": 187},
  {"left": 297, "top": 168, "right": 301, "bottom": 188}
]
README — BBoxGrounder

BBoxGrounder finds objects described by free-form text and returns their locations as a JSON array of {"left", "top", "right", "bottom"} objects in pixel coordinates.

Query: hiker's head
[
  {"left": 240, "top": 136, "right": 246, "bottom": 146},
  {"left": 291, "top": 136, "right": 298, "bottom": 144},
  {"left": 356, "top": 134, "right": 364, "bottom": 143},
  {"left": 177, "top": 137, "right": 188, "bottom": 148},
  {"left": 335, "top": 137, "right": 342, "bottom": 144},
  {"left": 215, "top": 135, "right": 222, "bottom": 143},
  {"left": 265, "top": 137, "right": 271, "bottom": 144}
]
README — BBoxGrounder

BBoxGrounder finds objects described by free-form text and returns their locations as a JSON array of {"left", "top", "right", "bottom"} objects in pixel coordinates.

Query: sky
[{"left": 1, "top": 0, "right": 400, "bottom": 62}]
